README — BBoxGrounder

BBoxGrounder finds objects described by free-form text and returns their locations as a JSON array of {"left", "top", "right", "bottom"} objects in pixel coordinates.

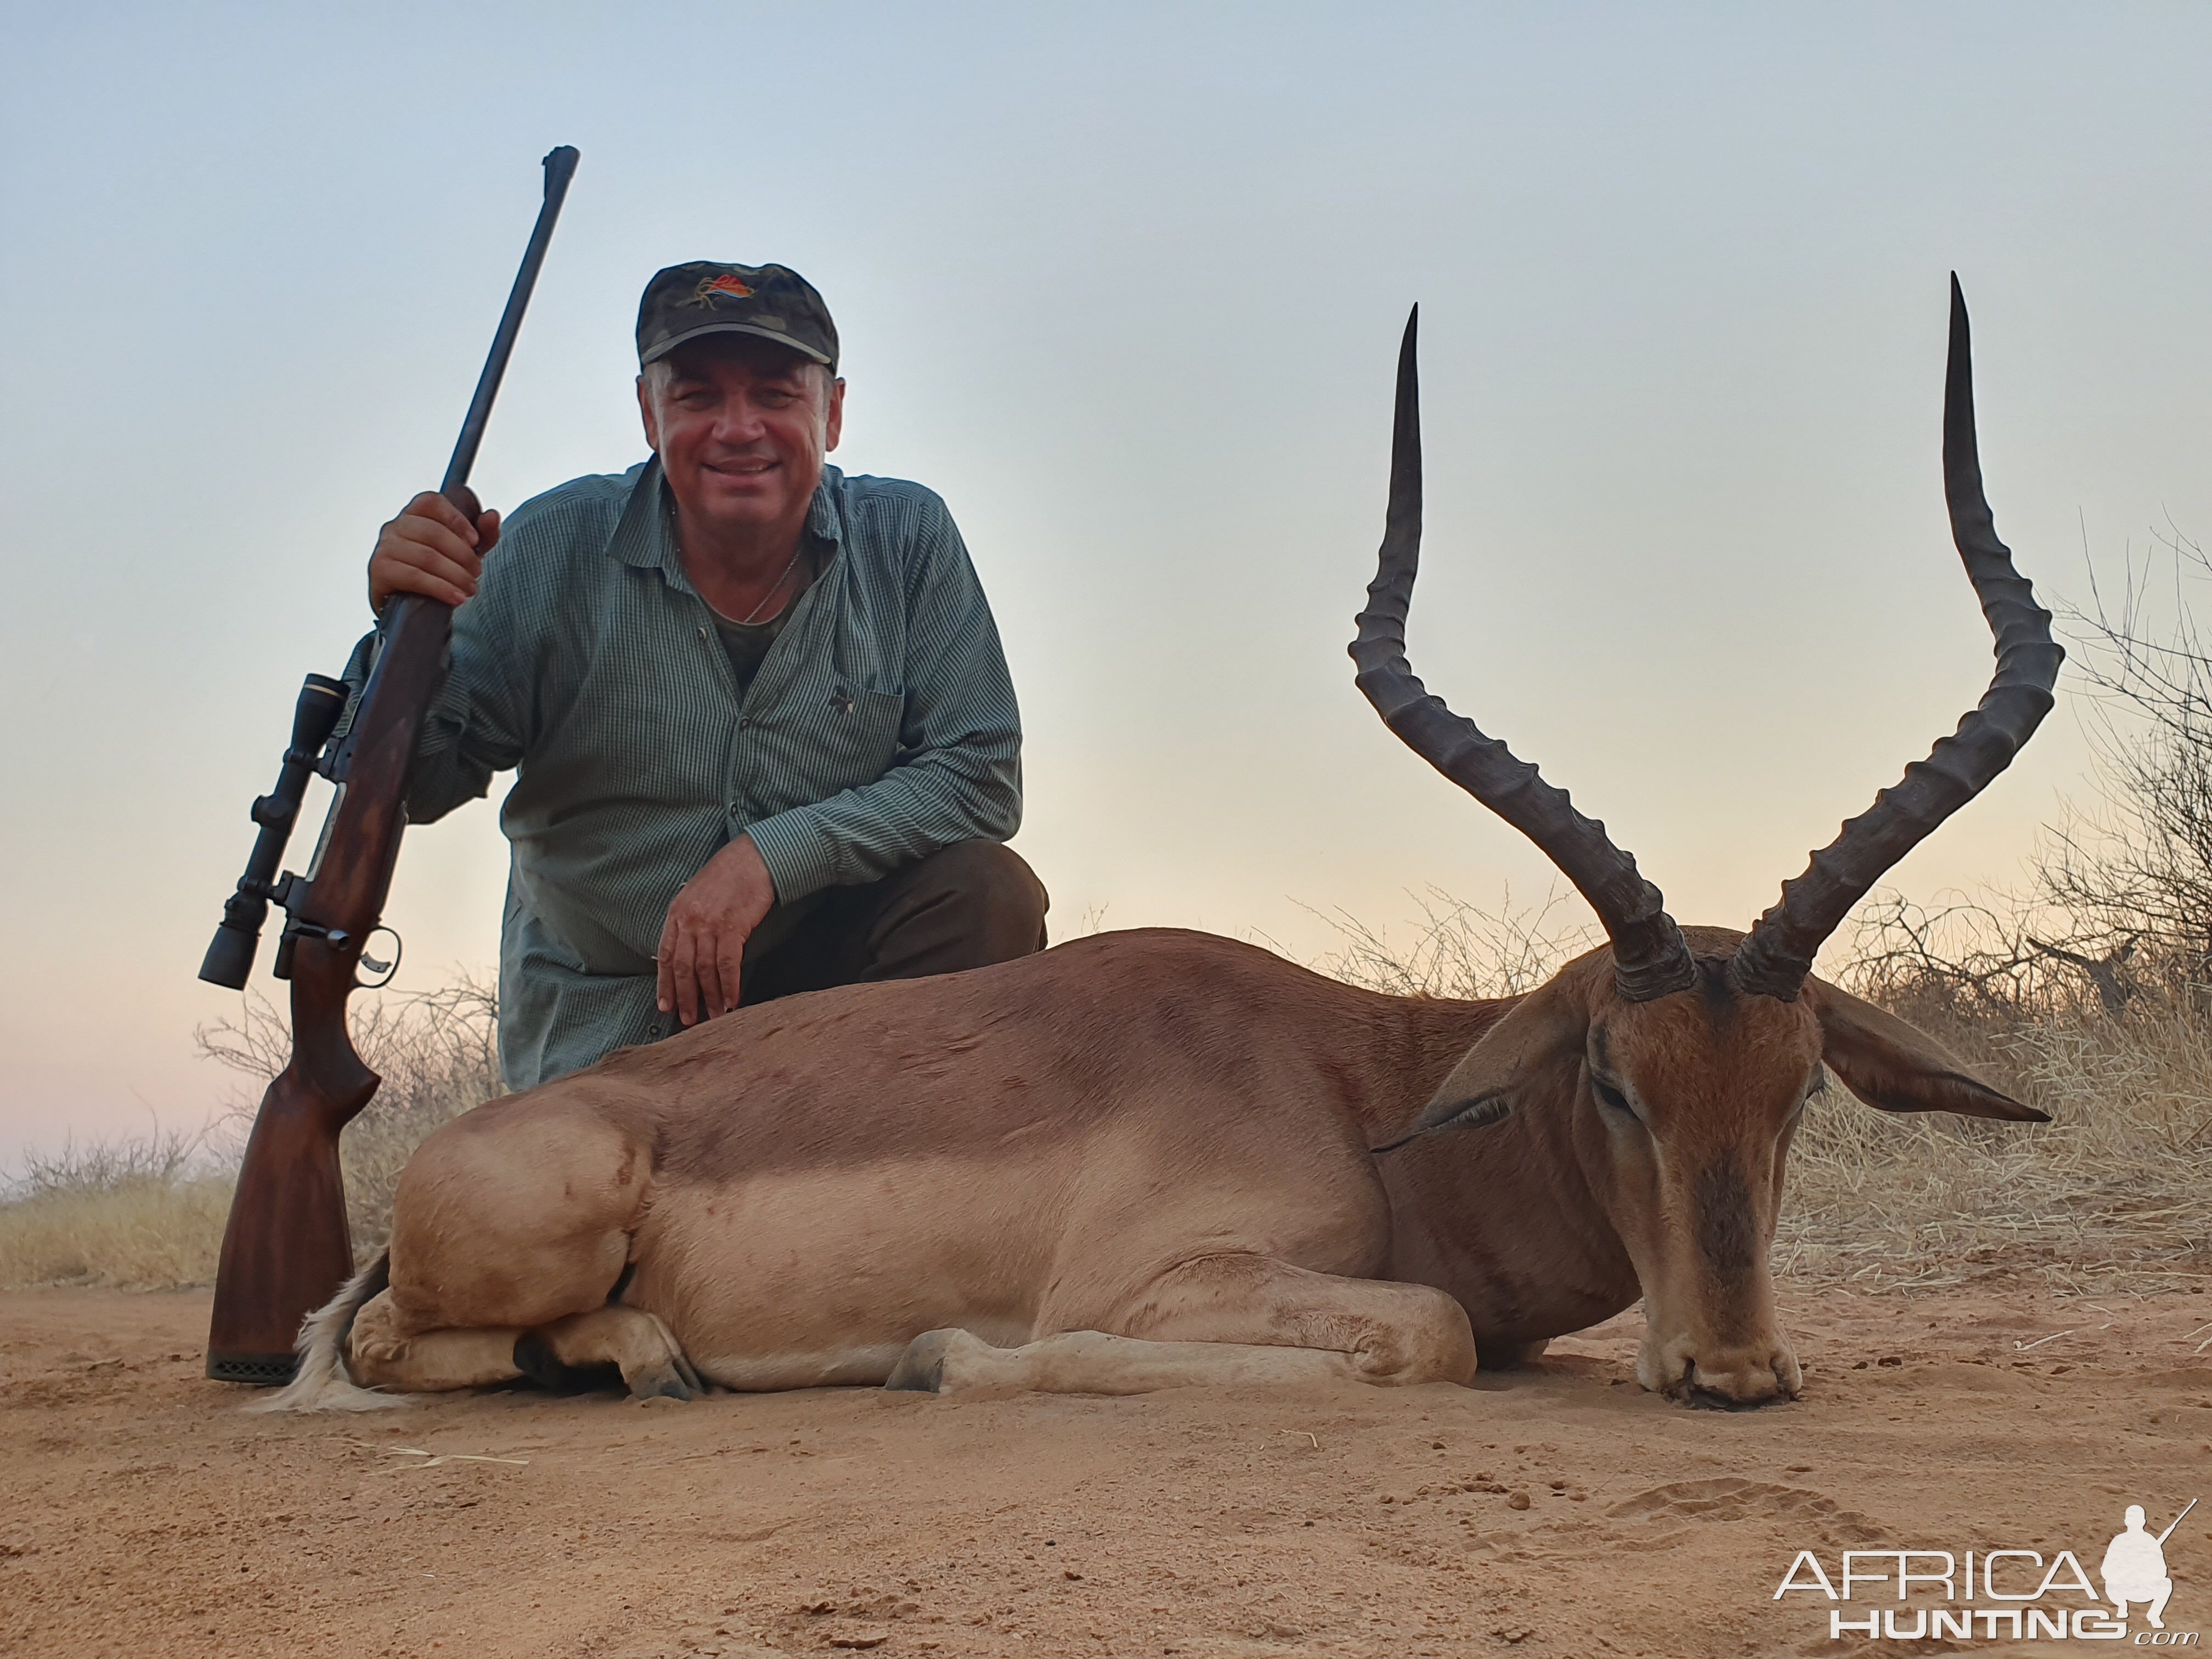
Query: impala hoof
[
  {"left": 885, "top": 1329, "right": 958, "bottom": 1393},
  {"left": 625, "top": 1330, "right": 703, "bottom": 1403},
  {"left": 631, "top": 1366, "right": 697, "bottom": 1403}
]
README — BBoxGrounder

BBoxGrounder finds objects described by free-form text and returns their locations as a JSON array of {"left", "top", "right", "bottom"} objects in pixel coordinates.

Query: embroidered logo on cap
[{"left": 690, "top": 273, "right": 755, "bottom": 307}]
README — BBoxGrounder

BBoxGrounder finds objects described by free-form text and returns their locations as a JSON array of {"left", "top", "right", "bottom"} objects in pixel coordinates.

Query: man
[{"left": 358, "top": 261, "right": 1047, "bottom": 1090}]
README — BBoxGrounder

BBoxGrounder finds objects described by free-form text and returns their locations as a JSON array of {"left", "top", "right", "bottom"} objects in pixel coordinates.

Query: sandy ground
[{"left": 2, "top": 1283, "right": 2208, "bottom": 1659}]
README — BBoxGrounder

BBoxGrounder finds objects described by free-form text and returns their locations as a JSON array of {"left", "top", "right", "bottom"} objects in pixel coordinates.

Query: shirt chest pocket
[{"left": 771, "top": 682, "right": 905, "bottom": 794}]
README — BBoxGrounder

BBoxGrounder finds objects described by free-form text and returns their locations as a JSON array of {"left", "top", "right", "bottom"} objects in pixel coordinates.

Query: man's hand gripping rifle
[{"left": 197, "top": 146, "right": 579, "bottom": 1385}]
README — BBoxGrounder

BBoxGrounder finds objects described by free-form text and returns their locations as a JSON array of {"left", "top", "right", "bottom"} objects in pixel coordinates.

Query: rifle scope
[{"left": 198, "top": 673, "right": 349, "bottom": 990}]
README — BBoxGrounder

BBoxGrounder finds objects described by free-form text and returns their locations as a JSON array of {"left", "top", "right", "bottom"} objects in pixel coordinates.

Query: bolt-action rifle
[{"left": 198, "top": 146, "right": 579, "bottom": 1384}]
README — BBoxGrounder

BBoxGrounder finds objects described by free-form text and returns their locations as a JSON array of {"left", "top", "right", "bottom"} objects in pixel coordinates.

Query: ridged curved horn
[
  {"left": 1730, "top": 277, "right": 2064, "bottom": 1001},
  {"left": 1350, "top": 307, "right": 1697, "bottom": 1003}
]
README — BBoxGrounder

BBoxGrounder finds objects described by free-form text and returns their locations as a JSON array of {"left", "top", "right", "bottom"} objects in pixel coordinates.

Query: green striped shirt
[{"left": 350, "top": 458, "right": 1022, "bottom": 1088}]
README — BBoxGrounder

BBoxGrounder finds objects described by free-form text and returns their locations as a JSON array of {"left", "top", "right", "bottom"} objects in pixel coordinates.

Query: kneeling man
[{"left": 358, "top": 261, "right": 1046, "bottom": 1088}]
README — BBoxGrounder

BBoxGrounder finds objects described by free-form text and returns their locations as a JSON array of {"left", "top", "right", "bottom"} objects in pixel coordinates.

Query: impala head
[{"left": 1357, "top": 280, "right": 2061, "bottom": 1408}]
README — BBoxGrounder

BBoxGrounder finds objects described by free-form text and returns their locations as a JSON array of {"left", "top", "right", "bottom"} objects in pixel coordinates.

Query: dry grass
[
  {"left": 1779, "top": 994, "right": 2212, "bottom": 1294},
  {"left": 1, "top": 978, "right": 503, "bottom": 1290},
  {"left": 1304, "top": 886, "right": 1600, "bottom": 1001},
  {"left": 0, "top": 1180, "right": 236, "bottom": 1290},
  {"left": 0, "top": 1131, "right": 233, "bottom": 1290},
  {"left": 195, "top": 973, "right": 505, "bottom": 1258}
]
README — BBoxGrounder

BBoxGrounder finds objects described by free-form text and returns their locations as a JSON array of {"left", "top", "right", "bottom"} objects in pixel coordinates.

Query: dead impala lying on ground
[{"left": 268, "top": 279, "right": 2056, "bottom": 1415}]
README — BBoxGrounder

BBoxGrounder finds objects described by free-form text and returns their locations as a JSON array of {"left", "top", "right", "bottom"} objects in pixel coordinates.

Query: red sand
[{"left": 3, "top": 1282, "right": 2207, "bottom": 1657}]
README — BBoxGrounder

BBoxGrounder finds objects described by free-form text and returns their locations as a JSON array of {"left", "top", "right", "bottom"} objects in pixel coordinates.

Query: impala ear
[
  {"left": 1807, "top": 978, "right": 2049, "bottom": 1123},
  {"left": 1373, "top": 977, "right": 1588, "bottom": 1153}
]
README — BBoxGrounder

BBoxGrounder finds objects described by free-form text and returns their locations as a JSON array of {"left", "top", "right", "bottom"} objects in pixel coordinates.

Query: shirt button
[
  {"left": 696, "top": 626, "right": 707, "bottom": 642},
  {"left": 738, "top": 716, "right": 750, "bottom": 728},
  {"left": 727, "top": 802, "right": 741, "bottom": 815}
]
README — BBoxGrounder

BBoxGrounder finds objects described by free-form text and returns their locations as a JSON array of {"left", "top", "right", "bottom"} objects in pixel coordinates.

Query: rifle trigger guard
[{"left": 356, "top": 926, "right": 402, "bottom": 990}]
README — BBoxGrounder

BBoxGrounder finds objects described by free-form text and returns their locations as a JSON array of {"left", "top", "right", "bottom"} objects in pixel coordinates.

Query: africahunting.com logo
[{"left": 1774, "top": 1499, "right": 2197, "bottom": 1644}]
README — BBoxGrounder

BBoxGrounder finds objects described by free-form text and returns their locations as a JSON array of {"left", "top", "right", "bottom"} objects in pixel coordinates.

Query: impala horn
[
  {"left": 1729, "top": 276, "right": 2064, "bottom": 1001},
  {"left": 1351, "top": 306, "right": 1699, "bottom": 1002}
]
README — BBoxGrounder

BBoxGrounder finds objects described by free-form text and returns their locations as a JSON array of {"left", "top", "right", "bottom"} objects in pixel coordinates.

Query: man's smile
[{"left": 703, "top": 455, "right": 778, "bottom": 479}]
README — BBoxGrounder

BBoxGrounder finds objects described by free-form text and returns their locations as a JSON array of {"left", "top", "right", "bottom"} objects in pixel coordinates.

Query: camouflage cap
[{"left": 635, "top": 261, "right": 839, "bottom": 373}]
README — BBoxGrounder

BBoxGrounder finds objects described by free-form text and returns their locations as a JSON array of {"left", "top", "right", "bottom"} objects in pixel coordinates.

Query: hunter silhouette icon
[{"left": 2103, "top": 1499, "right": 2195, "bottom": 1629}]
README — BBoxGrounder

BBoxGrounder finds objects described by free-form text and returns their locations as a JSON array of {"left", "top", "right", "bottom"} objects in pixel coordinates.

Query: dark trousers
[{"left": 740, "top": 840, "right": 1049, "bottom": 1005}]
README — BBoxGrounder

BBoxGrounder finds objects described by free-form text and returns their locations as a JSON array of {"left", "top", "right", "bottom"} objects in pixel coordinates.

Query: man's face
[{"left": 638, "top": 335, "right": 844, "bottom": 536}]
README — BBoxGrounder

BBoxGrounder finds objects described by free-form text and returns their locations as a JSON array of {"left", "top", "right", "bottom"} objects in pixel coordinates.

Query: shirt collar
[{"left": 606, "top": 458, "right": 845, "bottom": 580}]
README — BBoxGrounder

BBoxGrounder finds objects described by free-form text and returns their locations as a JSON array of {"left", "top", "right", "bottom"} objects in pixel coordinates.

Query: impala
[{"left": 269, "top": 278, "right": 2055, "bottom": 1414}]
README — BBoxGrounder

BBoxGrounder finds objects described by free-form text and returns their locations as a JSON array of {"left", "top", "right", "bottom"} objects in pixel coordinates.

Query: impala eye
[{"left": 1593, "top": 1076, "right": 1635, "bottom": 1115}]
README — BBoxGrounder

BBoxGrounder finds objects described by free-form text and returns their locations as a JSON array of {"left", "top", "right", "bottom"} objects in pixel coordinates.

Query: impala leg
[
  {"left": 346, "top": 1291, "right": 528, "bottom": 1393},
  {"left": 1113, "top": 1252, "right": 1478, "bottom": 1384},
  {"left": 384, "top": 1096, "right": 642, "bottom": 1333},
  {"left": 342, "top": 1095, "right": 654, "bottom": 1397},
  {"left": 887, "top": 1253, "right": 1476, "bottom": 1396},
  {"left": 887, "top": 1328, "right": 1366, "bottom": 1394},
  {"left": 349, "top": 1298, "right": 701, "bottom": 1401},
  {"left": 516, "top": 1306, "right": 704, "bottom": 1401}
]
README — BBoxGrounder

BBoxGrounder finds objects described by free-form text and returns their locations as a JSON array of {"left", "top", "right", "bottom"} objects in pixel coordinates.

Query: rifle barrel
[
  {"left": 440, "top": 144, "right": 580, "bottom": 496},
  {"left": 2156, "top": 1497, "right": 2196, "bottom": 1545}
]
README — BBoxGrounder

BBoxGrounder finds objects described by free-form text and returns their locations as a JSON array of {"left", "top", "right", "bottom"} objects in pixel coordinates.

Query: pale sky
[{"left": 4, "top": 4, "right": 2209, "bottom": 1164}]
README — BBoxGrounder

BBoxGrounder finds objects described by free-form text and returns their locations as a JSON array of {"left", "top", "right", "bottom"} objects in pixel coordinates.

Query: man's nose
[{"left": 711, "top": 398, "right": 769, "bottom": 442}]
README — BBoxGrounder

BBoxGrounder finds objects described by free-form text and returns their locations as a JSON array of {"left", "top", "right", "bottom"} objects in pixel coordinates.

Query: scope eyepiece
[
  {"left": 199, "top": 918, "right": 261, "bottom": 991},
  {"left": 293, "top": 674, "right": 348, "bottom": 752}
]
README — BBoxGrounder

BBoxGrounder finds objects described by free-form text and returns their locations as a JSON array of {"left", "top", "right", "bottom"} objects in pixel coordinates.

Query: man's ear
[
  {"left": 1807, "top": 978, "right": 2048, "bottom": 1122},
  {"left": 636, "top": 374, "right": 662, "bottom": 454},
  {"left": 823, "top": 375, "right": 845, "bottom": 453}
]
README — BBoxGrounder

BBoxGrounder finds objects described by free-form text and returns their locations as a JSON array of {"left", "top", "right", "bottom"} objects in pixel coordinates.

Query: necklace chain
[
  {"left": 729, "top": 544, "right": 804, "bottom": 625},
  {"left": 677, "top": 500, "right": 806, "bottom": 627}
]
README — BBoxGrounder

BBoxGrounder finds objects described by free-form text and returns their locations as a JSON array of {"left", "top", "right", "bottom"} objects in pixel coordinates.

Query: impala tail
[{"left": 247, "top": 1250, "right": 404, "bottom": 1415}]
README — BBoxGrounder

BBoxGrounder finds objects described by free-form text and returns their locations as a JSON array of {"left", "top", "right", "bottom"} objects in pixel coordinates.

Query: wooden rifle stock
[{"left": 206, "top": 148, "right": 578, "bottom": 1384}]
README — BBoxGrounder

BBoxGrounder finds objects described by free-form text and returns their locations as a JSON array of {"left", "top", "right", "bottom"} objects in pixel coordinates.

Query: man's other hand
[
  {"left": 369, "top": 491, "right": 502, "bottom": 613},
  {"left": 658, "top": 837, "right": 777, "bottom": 1025}
]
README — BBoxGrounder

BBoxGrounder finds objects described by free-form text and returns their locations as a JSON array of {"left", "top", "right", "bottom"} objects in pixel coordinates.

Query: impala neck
[{"left": 1371, "top": 998, "right": 1643, "bottom": 1343}]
